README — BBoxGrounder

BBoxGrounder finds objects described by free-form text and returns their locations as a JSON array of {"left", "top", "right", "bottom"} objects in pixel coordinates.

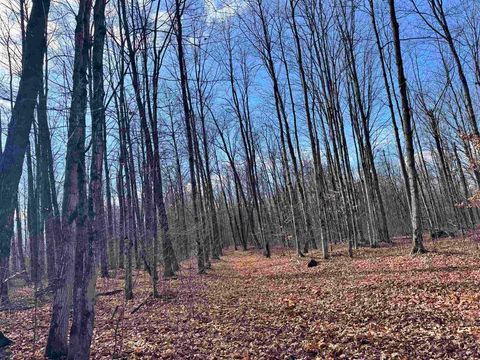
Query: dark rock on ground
[
  {"left": 0, "top": 331, "right": 12, "bottom": 348},
  {"left": 431, "top": 230, "right": 455, "bottom": 240},
  {"left": 307, "top": 259, "right": 318, "bottom": 268}
]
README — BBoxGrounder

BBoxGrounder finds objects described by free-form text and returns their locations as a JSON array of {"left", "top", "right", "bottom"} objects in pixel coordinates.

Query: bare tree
[
  {"left": 46, "top": 0, "right": 92, "bottom": 356},
  {"left": 0, "top": 0, "right": 51, "bottom": 305},
  {"left": 388, "top": 0, "right": 427, "bottom": 254}
]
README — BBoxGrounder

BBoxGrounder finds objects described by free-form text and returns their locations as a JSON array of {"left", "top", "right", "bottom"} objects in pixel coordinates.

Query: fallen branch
[
  {"left": 130, "top": 294, "right": 152, "bottom": 314},
  {"left": 0, "top": 303, "right": 35, "bottom": 312},
  {"left": 96, "top": 289, "right": 123, "bottom": 297},
  {"left": 109, "top": 305, "right": 119, "bottom": 322},
  {"left": 3, "top": 270, "right": 27, "bottom": 283}
]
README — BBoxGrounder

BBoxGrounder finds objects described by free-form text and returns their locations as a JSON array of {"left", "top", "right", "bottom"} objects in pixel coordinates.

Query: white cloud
[{"left": 204, "top": 0, "right": 246, "bottom": 23}]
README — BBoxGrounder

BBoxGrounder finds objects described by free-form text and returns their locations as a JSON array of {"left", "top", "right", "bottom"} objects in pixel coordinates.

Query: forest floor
[{"left": 2, "top": 236, "right": 480, "bottom": 359}]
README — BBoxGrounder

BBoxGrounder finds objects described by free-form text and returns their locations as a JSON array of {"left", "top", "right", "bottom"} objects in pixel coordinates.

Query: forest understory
[{"left": 2, "top": 236, "right": 480, "bottom": 360}]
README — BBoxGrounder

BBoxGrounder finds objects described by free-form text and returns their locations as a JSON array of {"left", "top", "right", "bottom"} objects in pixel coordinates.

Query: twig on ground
[
  {"left": 131, "top": 294, "right": 152, "bottom": 314},
  {"left": 96, "top": 289, "right": 123, "bottom": 297}
]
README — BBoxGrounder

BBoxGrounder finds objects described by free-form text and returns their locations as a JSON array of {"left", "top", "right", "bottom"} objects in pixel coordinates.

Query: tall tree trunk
[
  {"left": 388, "top": 0, "right": 426, "bottom": 254},
  {"left": 68, "top": 0, "right": 107, "bottom": 356},
  {"left": 175, "top": 0, "right": 205, "bottom": 274},
  {"left": 170, "top": 115, "right": 188, "bottom": 258},
  {"left": 0, "top": 0, "right": 51, "bottom": 304},
  {"left": 45, "top": 0, "right": 91, "bottom": 356},
  {"left": 27, "top": 142, "right": 40, "bottom": 284},
  {"left": 368, "top": 0, "right": 410, "bottom": 207},
  {"left": 89, "top": 21, "right": 109, "bottom": 276},
  {"left": 118, "top": 0, "right": 177, "bottom": 278},
  {"left": 104, "top": 125, "right": 115, "bottom": 268},
  {"left": 38, "top": 63, "right": 58, "bottom": 285},
  {"left": 15, "top": 196, "right": 26, "bottom": 276}
]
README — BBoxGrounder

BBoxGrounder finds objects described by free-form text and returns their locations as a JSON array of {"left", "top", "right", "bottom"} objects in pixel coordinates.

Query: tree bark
[
  {"left": 46, "top": 0, "right": 91, "bottom": 356},
  {"left": 175, "top": 0, "right": 205, "bottom": 274},
  {"left": 0, "top": 0, "right": 50, "bottom": 301},
  {"left": 388, "top": 0, "right": 426, "bottom": 254}
]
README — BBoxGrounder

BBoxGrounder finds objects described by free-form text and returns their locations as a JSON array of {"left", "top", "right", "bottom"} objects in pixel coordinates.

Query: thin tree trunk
[
  {"left": 46, "top": 0, "right": 91, "bottom": 356},
  {"left": 38, "top": 63, "right": 58, "bottom": 285},
  {"left": 388, "top": 0, "right": 426, "bottom": 254},
  {"left": 175, "top": 0, "right": 205, "bottom": 274}
]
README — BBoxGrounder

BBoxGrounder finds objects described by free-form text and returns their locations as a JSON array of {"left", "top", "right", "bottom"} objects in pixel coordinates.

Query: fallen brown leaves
[{"left": 1, "top": 237, "right": 480, "bottom": 359}]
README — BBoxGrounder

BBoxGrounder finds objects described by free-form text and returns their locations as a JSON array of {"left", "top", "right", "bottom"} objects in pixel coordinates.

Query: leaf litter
[{"left": 1, "top": 237, "right": 480, "bottom": 359}]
